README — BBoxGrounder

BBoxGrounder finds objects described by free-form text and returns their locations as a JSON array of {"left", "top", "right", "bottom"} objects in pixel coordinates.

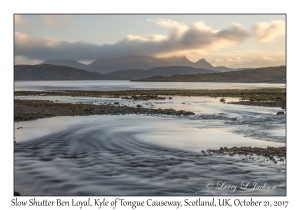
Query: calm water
[
  {"left": 14, "top": 80, "right": 286, "bottom": 91},
  {"left": 15, "top": 115, "right": 286, "bottom": 196}
]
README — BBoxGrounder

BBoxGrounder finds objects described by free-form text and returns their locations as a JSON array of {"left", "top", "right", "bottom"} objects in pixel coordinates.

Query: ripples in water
[{"left": 14, "top": 115, "right": 285, "bottom": 196}]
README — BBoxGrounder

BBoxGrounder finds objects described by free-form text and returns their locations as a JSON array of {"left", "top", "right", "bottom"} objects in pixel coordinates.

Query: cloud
[
  {"left": 147, "top": 18, "right": 186, "bottom": 29},
  {"left": 202, "top": 51, "right": 285, "bottom": 68},
  {"left": 14, "top": 56, "right": 43, "bottom": 65},
  {"left": 15, "top": 21, "right": 249, "bottom": 62},
  {"left": 126, "top": 34, "right": 168, "bottom": 42},
  {"left": 40, "top": 15, "right": 72, "bottom": 28},
  {"left": 147, "top": 18, "right": 188, "bottom": 39},
  {"left": 14, "top": 15, "right": 27, "bottom": 26},
  {"left": 253, "top": 20, "right": 285, "bottom": 43}
]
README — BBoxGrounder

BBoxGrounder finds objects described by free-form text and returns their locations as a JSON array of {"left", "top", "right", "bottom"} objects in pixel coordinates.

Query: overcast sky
[{"left": 14, "top": 14, "right": 285, "bottom": 68}]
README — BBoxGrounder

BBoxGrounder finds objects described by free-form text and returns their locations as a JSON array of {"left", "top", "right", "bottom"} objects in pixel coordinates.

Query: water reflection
[{"left": 15, "top": 80, "right": 286, "bottom": 91}]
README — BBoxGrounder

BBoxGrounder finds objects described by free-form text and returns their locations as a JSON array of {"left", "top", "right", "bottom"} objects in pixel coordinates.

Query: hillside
[
  {"left": 136, "top": 66, "right": 286, "bottom": 83},
  {"left": 14, "top": 64, "right": 122, "bottom": 81},
  {"left": 43, "top": 59, "right": 88, "bottom": 70},
  {"left": 107, "top": 66, "right": 217, "bottom": 80}
]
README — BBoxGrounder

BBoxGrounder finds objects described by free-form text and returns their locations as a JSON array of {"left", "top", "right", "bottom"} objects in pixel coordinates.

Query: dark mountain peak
[
  {"left": 194, "top": 58, "right": 214, "bottom": 69},
  {"left": 195, "top": 58, "right": 211, "bottom": 65}
]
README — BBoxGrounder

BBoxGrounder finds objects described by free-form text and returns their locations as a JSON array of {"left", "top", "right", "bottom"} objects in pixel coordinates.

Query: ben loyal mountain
[{"left": 43, "top": 55, "right": 237, "bottom": 74}]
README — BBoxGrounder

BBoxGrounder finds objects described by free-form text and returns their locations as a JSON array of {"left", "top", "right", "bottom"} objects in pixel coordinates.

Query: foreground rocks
[
  {"left": 204, "top": 146, "right": 286, "bottom": 163},
  {"left": 14, "top": 99, "right": 195, "bottom": 122}
]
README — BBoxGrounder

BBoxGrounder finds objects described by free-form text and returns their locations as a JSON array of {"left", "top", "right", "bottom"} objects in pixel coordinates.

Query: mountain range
[
  {"left": 14, "top": 63, "right": 285, "bottom": 83},
  {"left": 14, "top": 64, "right": 218, "bottom": 81},
  {"left": 43, "top": 55, "right": 238, "bottom": 74}
]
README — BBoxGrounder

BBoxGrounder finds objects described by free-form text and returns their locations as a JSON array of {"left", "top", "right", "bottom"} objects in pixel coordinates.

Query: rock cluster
[
  {"left": 205, "top": 146, "right": 286, "bottom": 163},
  {"left": 14, "top": 99, "right": 195, "bottom": 122},
  {"left": 122, "top": 95, "right": 167, "bottom": 100}
]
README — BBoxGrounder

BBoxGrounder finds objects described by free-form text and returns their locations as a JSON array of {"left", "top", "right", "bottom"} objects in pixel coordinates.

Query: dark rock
[
  {"left": 277, "top": 111, "right": 284, "bottom": 115},
  {"left": 14, "top": 191, "right": 21, "bottom": 196}
]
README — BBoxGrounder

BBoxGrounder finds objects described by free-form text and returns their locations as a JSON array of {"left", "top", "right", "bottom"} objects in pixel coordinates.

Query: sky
[{"left": 14, "top": 14, "right": 285, "bottom": 68}]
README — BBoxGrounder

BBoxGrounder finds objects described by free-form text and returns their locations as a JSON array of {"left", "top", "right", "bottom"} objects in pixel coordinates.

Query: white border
[{"left": 2, "top": 0, "right": 298, "bottom": 209}]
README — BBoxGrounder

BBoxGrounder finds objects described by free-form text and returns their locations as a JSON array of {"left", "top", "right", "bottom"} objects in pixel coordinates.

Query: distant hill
[
  {"left": 43, "top": 56, "right": 237, "bottom": 74},
  {"left": 107, "top": 66, "right": 217, "bottom": 80},
  {"left": 136, "top": 66, "right": 286, "bottom": 83},
  {"left": 43, "top": 59, "right": 88, "bottom": 71},
  {"left": 14, "top": 64, "right": 122, "bottom": 81}
]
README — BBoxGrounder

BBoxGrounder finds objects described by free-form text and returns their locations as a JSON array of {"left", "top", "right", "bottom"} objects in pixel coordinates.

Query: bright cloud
[
  {"left": 126, "top": 34, "right": 168, "bottom": 42},
  {"left": 147, "top": 18, "right": 187, "bottom": 29},
  {"left": 253, "top": 20, "right": 285, "bottom": 43}
]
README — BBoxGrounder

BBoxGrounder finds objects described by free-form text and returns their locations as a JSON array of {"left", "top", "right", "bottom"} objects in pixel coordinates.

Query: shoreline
[{"left": 15, "top": 88, "right": 286, "bottom": 108}]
